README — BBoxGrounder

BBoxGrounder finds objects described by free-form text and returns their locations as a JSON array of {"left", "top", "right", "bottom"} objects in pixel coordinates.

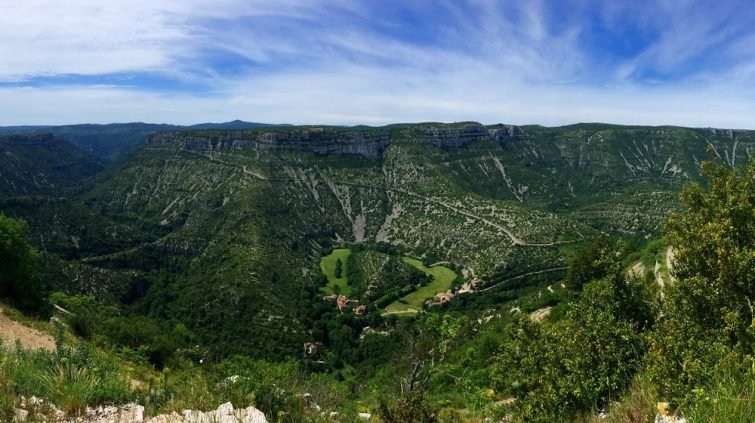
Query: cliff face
[
  {"left": 148, "top": 128, "right": 391, "bottom": 160},
  {"left": 0, "top": 133, "right": 102, "bottom": 196},
  {"left": 1, "top": 132, "right": 58, "bottom": 146},
  {"left": 146, "top": 122, "right": 525, "bottom": 160}
]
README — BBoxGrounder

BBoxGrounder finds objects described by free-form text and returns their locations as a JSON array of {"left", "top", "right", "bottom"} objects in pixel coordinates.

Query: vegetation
[
  {"left": 647, "top": 159, "right": 755, "bottom": 406},
  {"left": 2, "top": 123, "right": 755, "bottom": 421},
  {"left": 0, "top": 213, "right": 48, "bottom": 315},
  {"left": 394, "top": 257, "right": 457, "bottom": 309},
  {"left": 492, "top": 265, "right": 653, "bottom": 422},
  {"left": 0, "top": 313, "right": 351, "bottom": 422},
  {"left": 320, "top": 248, "right": 352, "bottom": 296},
  {"left": 0, "top": 325, "right": 133, "bottom": 420}
]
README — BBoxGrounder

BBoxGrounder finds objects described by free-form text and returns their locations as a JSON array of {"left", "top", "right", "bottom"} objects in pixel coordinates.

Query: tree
[
  {"left": 648, "top": 159, "right": 755, "bottom": 403},
  {"left": 491, "top": 268, "right": 651, "bottom": 422},
  {"left": 335, "top": 258, "right": 343, "bottom": 279},
  {"left": 0, "top": 213, "right": 48, "bottom": 314},
  {"left": 565, "top": 236, "right": 611, "bottom": 291}
]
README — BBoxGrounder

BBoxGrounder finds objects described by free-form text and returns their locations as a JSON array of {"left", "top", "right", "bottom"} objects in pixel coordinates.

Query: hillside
[
  {"left": 0, "top": 121, "right": 753, "bottom": 421},
  {"left": 0, "top": 133, "right": 102, "bottom": 196},
  {"left": 4, "top": 122, "right": 755, "bottom": 358},
  {"left": 0, "top": 121, "right": 284, "bottom": 160}
]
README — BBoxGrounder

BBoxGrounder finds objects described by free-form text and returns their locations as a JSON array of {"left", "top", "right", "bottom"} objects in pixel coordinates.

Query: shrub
[
  {"left": 0, "top": 213, "right": 49, "bottom": 315},
  {"left": 492, "top": 270, "right": 651, "bottom": 422},
  {"left": 648, "top": 159, "right": 755, "bottom": 404}
]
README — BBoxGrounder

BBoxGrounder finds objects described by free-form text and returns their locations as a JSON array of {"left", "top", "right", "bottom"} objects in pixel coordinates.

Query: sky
[{"left": 1, "top": 0, "right": 754, "bottom": 127}]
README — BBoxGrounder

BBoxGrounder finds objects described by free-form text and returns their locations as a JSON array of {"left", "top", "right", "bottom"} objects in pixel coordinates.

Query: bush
[
  {"left": 648, "top": 159, "right": 755, "bottom": 404},
  {"left": 0, "top": 213, "right": 49, "bottom": 315},
  {"left": 492, "top": 270, "right": 652, "bottom": 422},
  {"left": 378, "top": 390, "right": 437, "bottom": 423},
  {"left": 0, "top": 336, "right": 134, "bottom": 417}
]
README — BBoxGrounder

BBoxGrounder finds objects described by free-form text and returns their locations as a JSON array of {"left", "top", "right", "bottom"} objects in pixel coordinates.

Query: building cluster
[
  {"left": 425, "top": 276, "right": 483, "bottom": 308},
  {"left": 323, "top": 294, "right": 366, "bottom": 315}
]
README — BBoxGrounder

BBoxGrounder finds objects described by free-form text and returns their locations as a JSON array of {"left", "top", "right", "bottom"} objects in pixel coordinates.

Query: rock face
[
  {"left": 0, "top": 133, "right": 58, "bottom": 146},
  {"left": 148, "top": 128, "right": 392, "bottom": 160},
  {"left": 14, "top": 400, "right": 267, "bottom": 423},
  {"left": 410, "top": 122, "right": 490, "bottom": 148},
  {"left": 147, "top": 402, "right": 267, "bottom": 423},
  {"left": 706, "top": 127, "right": 736, "bottom": 138},
  {"left": 487, "top": 123, "right": 529, "bottom": 142},
  {"left": 146, "top": 122, "right": 521, "bottom": 160}
]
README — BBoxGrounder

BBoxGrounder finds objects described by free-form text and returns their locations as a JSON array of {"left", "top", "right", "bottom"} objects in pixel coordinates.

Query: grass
[
  {"left": 580, "top": 372, "right": 655, "bottom": 423},
  {"left": 1, "top": 336, "right": 135, "bottom": 419},
  {"left": 0, "top": 303, "right": 347, "bottom": 422},
  {"left": 384, "top": 257, "right": 457, "bottom": 310},
  {"left": 579, "top": 363, "right": 755, "bottom": 423},
  {"left": 319, "top": 248, "right": 352, "bottom": 297},
  {"left": 685, "top": 364, "right": 755, "bottom": 423},
  {"left": 383, "top": 302, "right": 421, "bottom": 315}
]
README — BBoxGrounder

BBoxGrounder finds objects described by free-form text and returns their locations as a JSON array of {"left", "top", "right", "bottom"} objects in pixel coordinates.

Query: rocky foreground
[{"left": 15, "top": 398, "right": 267, "bottom": 423}]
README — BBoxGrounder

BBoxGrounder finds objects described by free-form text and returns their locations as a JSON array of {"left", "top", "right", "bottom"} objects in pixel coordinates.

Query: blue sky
[{"left": 1, "top": 0, "right": 754, "bottom": 127}]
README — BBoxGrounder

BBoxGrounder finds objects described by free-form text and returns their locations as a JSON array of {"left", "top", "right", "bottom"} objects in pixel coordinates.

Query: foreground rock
[{"left": 15, "top": 400, "right": 267, "bottom": 423}]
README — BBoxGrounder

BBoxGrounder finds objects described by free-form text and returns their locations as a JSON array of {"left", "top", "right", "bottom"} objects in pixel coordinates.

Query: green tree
[
  {"left": 0, "top": 213, "right": 48, "bottom": 314},
  {"left": 565, "top": 236, "right": 611, "bottom": 291},
  {"left": 648, "top": 159, "right": 755, "bottom": 403},
  {"left": 335, "top": 258, "right": 343, "bottom": 279},
  {"left": 492, "top": 262, "right": 652, "bottom": 422}
]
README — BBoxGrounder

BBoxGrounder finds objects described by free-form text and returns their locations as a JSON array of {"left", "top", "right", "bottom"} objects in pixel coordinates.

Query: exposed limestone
[
  {"left": 147, "top": 122, "right": 524, "bottom": 162},
  {"left": 375, "top": 203, "right": 404, "bottom": 242},
  {"left": 529, "top": 306, "right": 552, "bottom": 322},
  {"left": 14, "top": 401, "right": 267, "bottom": 423}
]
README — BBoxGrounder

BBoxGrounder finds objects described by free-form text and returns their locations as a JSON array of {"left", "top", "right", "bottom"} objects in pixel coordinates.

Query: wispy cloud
[{"left": 1, "top": 0, "right": 754, "bottom": 127}]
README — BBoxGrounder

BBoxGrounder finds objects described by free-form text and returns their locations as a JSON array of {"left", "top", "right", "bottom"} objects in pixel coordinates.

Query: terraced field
[{"left": 320, "top": 248, "right": 352, "bottom": 296}]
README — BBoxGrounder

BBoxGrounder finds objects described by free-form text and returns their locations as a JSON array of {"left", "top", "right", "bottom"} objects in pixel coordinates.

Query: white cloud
[
  {"left": 0, "top": 0, "right": 754, "bottom": 128},
  {"left": 2, "top": 65, "right": 755, "bottom": 129}
]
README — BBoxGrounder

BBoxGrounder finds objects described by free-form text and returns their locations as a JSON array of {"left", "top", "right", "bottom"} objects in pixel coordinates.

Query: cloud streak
[{"left": 1, "top": 0, "right": 754, "bottom": 127}]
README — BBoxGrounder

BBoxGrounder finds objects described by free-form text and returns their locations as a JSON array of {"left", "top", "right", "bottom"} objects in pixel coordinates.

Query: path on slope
[
  {"left": 0, "top": 307, "right": 55, "bottom": 350},
  {"left": 333, "top": 180, "right": 571, "bottom": 247},
  {"left": 478, "top": 267, "right": 568, "bottom": 292}
]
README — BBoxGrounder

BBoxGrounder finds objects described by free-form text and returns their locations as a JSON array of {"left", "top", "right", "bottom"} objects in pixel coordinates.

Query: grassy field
[
  {"left": 319, "top": 248, "right": 352, "bottom": 296},
  {"left": 383, "top": 301, "right": 421, "bottom": 315},
  {"left": 383, "top": 257, "right": 457, "bottom": 312}
]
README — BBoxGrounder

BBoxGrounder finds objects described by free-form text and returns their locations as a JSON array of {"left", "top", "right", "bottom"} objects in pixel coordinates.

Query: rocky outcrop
[
  {"left": 14, "top": 398, "right": 267, "bottom": 423},
  {"left": 706, "top": 127, "right": 737, "bottom": 138},
  {"left": 147, "top": 402, "right": 267, "bottom": 423},
  {"left": 148, "top": 128, "right": 391, "bottom": 160},
  {"left": 488, "top": 124, "right": 530, "bottom": 143},
  {"left": 410, "top": 122, "right": 491, "bottom": 148},
  {"left": 146, "top": 122, "right": 527, "bottom": 160},
  {"left": 0, "top": 132, "right": 58, "bottom": 145}
]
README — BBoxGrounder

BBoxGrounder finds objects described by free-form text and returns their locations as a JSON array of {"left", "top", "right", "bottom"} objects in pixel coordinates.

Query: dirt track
[{"left": 0, "top": 307, "right": 55, "bottom": 350}]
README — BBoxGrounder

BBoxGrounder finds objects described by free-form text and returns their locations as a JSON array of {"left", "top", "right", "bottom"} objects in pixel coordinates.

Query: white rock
[
  {"left": 215, "top": 402, "right": 237, "bottom": 423},
  {"left": 15, "top": 408, "right": 29, "bottom": 422},
  {"left": 239, "top": 406, "right": 267, "bottom": 423}
]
